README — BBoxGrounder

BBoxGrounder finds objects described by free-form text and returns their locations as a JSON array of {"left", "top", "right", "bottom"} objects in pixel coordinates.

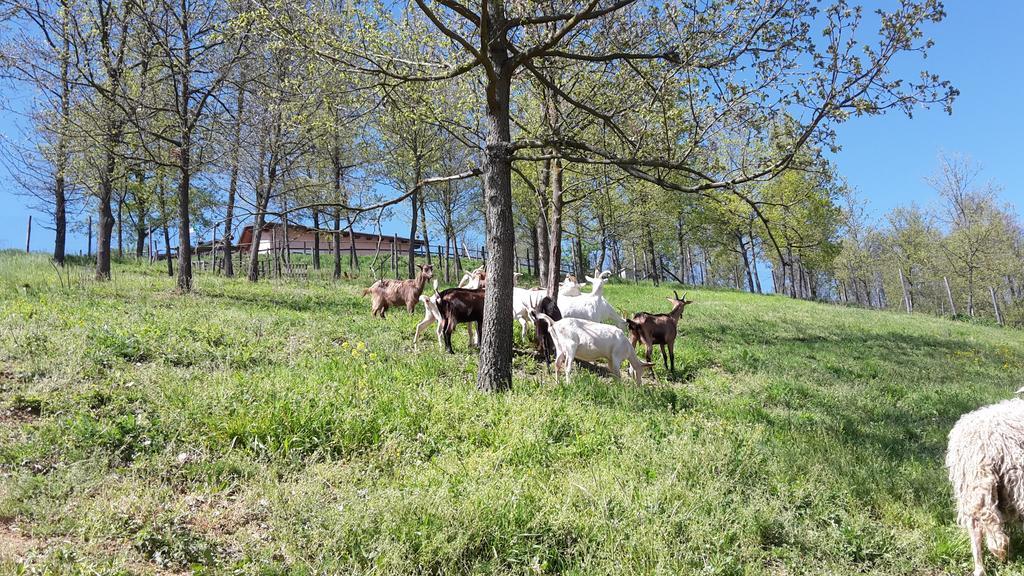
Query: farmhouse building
[{"left": 235, "top": 223, "right": 427, "bottom": 256}]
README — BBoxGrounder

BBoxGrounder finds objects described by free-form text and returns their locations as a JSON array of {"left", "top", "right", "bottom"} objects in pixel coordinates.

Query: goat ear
[
  {"left": 585, "top": 276, "right": 595, "bottom": 284},
  {"left": 666, "top": 297, "right": 676, "bottom": 305}
]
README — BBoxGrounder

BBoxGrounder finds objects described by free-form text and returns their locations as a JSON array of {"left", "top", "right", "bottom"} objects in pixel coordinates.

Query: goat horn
[{"left": 673, "top": 290, "right": 680, "bottom": 300}]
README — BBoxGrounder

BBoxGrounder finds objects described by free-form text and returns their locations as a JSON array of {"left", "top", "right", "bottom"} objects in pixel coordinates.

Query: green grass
[{"left": 0, "top": 250, "right": 1021, "bottom": 575}]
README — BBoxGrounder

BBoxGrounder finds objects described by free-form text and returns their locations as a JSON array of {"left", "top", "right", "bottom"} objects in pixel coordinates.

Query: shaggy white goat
[
  {"left": 946, "top": 397, "right": 1024, "bottom": 576},
  {"left": 558, "top": 272, "right": 624, "bottom": 328},
  {"left": 532, "top": 313, "right": 653, "bottom": 384}
]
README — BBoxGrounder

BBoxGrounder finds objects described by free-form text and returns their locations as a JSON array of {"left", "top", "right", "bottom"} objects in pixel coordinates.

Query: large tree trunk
[{"left": 476, "top": 21, "right": 515, "bottom": 393}]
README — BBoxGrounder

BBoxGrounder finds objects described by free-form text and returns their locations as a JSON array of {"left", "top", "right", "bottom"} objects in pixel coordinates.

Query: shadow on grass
[{"left": 199, "top": 285, "right": 366, "bottom": 315}]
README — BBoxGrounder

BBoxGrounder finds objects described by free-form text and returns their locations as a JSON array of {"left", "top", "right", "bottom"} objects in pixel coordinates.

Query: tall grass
[{"left": 0, "top": 250, "right": 1021, "bottom": 574}]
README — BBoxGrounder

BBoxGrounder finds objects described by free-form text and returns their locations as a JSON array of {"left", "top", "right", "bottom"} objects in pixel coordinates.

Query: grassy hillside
[{"left": 0, "top": 251, "right": 1022, "bottom": 575}]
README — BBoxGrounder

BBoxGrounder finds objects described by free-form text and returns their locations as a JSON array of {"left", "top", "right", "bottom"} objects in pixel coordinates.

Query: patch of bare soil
[
  {"left": 0, "top": 406, "right": 39, "bottom": 425},
  {"left": 0, "top": 517, "right": 41, "bottom": 562}
]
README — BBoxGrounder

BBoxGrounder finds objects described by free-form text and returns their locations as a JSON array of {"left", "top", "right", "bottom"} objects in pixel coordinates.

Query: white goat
[
  {"left": 413, "top": 281, "right": 477, "bottom": 350},
  {"left": 558, "top": 275, "right": 582, "bottom": 297},
  {"left": 457, "top": 266, "right": 486, "bottom": 289},
  {"left": 512, "top": 287, "right": 546, "bottom": 339},
  {"left": 532, "top": 313, "right": 653, "bottom": 384},
  {"left": 946, "top": 398, "right": 1024, "bottom": 576},
  {"left": 558, "top": 272, "right": 624, "bottom": 328}
]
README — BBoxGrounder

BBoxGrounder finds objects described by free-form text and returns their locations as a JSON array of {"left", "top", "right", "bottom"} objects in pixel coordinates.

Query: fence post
[
  {"left": 944, "top": 276, "right": 958, "bottom": 317},
  {"left": 25, "top": 215, "right": 31, "bottom": 253},
  {"left": 990, "top": 286, "right": 1003, "bottom": 326},
  {"left": 394, "top": 233, "right": 399, "bottom": 278},
  {"left": 87, "top": 216, "right": 93, "bottom": 257}
]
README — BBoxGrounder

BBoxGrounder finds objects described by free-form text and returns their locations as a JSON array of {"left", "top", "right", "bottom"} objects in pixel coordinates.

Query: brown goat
[
  {"left": 435, "top": 287, "right": 485, "bottom": 354},
  {"left": 363, "top": 264, "right": 434, "bottom": 318},
  {"left": 626, "top": 291, "right": 693, "bottom": 372}
]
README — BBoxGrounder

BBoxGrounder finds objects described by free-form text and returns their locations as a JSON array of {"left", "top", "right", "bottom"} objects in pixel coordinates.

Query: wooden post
[
  {"left": 25, "top": 215, "right": 31, "bottom": 253},
  {"left": 990, "top": 287, "right": 1003, "bottom": 326},
  {"left": 944, "top": 276, "right": 957, "bottom": 317},
  {"left": 897, "top": 267, "right": 911, "bottom": 313},
  {"left": 437, "top": 244, "right": 444, "bottom": 281},
  {"left": 87, "top": 216, "right": 93, "bottom": 257},
  {"left": 393, "top": 233, "right": 399, "bottom": 278},
  {"left": 514, "top": 245, "right": 520, "bottom": 274},
  {"left": 272, "top": 227, "right": 280, "bottom": 278}
]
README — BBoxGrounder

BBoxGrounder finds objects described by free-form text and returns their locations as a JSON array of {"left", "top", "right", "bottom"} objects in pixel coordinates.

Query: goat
[
  {"left": 512, "top": 286, "right": 547, "bottom": 340},
  {"left": 557, "top": 273, "right": 625, "bottom": 328},
  {"left": 533, "top": 297, "right": 561, "bottom": 365},
  {"left": 947, "top": 398, "right": 1024, "bottom": 576},
  {"left": 435, "top": 287, "right": 485, "bottom": 354},
  {"left": 532, "top": 313, "right": 654, "bottom": 385},
  {"left": 412, "top": 281, "right": 478, "bottom": 350},
  {"left": 583, "top": 269, "right": 612, "bottom": 295},
  {"left": 457, "top": 266, "right": 486, "bottom": 289},
  {"left": 626, "top": 291, "right": 693, "bottom": 372},
  {"left": 363, "top": 264, "right": 434, "bottom": 318},
  {"left": 558, "top": 275, "right": 582, "bottom": 297}
]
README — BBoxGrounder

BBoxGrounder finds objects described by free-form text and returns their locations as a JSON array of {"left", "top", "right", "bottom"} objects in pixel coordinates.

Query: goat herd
[
  {"left": 363, "top": 264, "right": 1024, "bottom": 576},
  {"left": 363, "top": 263, "right": 693, "bottom": 385}
]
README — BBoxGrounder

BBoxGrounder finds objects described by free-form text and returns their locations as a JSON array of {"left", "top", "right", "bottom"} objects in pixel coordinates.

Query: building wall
[{"left": 243, "top": 227, "right": 421, "bottom": 256}]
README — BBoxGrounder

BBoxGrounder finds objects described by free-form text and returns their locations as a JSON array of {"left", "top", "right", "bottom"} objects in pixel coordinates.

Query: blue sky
[{"left": 0, "top": 2, "right": 1020, "bottom": 254}]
